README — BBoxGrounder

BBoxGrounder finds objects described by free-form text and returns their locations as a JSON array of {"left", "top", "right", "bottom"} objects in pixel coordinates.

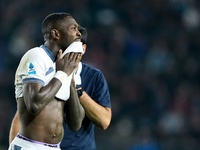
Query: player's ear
[
  {"left": 51, "top": 29, "right": 60, "bottom": 40},
  {"left": 82, "top": 44, "right": 86, "bottom": 55}
]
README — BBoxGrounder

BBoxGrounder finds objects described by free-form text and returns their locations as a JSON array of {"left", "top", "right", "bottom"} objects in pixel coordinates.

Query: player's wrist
[{"left": 54, "top": 70, "right": 68, "bottom": 84}]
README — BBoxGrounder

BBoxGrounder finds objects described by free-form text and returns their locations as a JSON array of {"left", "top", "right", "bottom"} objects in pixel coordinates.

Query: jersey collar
[{"left": 40, "top": 45, "right": 55, "bottom": 62}]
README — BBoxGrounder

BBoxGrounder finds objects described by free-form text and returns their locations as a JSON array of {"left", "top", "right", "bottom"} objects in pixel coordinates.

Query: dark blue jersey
[{"left": 60, "top": 63, "right": 111, "bottom": 150}]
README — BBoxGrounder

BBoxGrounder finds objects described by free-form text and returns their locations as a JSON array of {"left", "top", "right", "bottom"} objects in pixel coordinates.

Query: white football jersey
[{"left": 15, "top": 45, "right": 56, "bottom": 99}]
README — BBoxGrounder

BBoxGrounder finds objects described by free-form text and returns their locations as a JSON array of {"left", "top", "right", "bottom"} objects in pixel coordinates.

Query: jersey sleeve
[
  {"left": 93, "top": 71, "right": 111, "bottom": 108},
  {"left": 16, "top": 50, "right": 46, "bottom": 86}
]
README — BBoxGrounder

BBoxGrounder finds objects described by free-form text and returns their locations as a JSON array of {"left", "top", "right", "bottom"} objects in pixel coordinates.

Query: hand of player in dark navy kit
[{"left": 56, "top": 50, "right": 82, "bottom": 76}]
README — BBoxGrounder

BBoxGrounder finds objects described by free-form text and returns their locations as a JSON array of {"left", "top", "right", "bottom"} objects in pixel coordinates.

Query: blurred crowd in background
[{"left": 1, "top": 0, "right": 200, "bottom": 149}]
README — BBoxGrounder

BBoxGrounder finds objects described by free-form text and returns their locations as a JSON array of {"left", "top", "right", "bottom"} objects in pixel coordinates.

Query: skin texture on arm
[
  {"left": 64, "top": 77, "right": 85, "bottom": 131},
  {"left": 23, "top": 78, "right": 62, "bottom": 115},
  {"left": 79, "top": 92, "right": 111, "bottom": 130},
  {"left": 9, "top": 111, "right": 20, "bottom": 144}
]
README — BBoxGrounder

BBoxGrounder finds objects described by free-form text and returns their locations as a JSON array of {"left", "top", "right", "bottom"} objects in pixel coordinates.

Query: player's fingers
[
  {"left": 70, "top": 53, "right": 79, "bottom": 61},
  {"left": 76, "top": 53, "right": 82, "bottom": 61},
  {"left": 62, "top": 52, "right": 70, "bottom": 60},
  {"left": 73, "top": 53, "right": 79, "bottom": 60},
  {"left": 69, "top": 53, "right": 75, "bottom": 61},
  {"left": 72, "top": 53, "right": 81, "bottom": 62},
  {"left": 76, "top": 53, "right": 82, "bottom": 62}
]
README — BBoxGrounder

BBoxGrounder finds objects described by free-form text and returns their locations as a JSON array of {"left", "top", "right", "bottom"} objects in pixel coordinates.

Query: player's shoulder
[
  {"left": 22, "top": 46, "right": 47, "bottom": 61},
  {"left": 24, "top": 46, "right": 43, "bottom": 56},
  {"left": 82, "top": 63, "right": 102, "bottom": 74},
  {"left": 81, "top": 63, "right": 105, "bottom": 80},
  {"left": 23, "top": 47, "right": 43, "bottom": 57}
]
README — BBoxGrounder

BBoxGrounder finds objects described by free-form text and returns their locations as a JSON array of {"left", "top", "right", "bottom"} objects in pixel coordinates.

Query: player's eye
[{"left": 70, "top": 26, "right": 76, "bottom": 30}]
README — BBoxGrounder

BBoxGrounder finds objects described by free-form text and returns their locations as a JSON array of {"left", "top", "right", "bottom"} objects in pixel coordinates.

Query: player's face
[{"left": 59, "top": 17, "right": 81, "bottom": 51}]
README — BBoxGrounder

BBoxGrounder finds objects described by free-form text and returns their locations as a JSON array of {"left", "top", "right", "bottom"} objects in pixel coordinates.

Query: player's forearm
[
  {"left": 23, "top": 78, "right": 62, "bottom": 115},
  {"left": 9, "top": 112, "right": 20, "bottom": 144},
  {"left": 80, "top": 92, "right": 111, "bottom": 130},
  {"left": 64, "top": 82, "right": 85, "bottom": 131}
]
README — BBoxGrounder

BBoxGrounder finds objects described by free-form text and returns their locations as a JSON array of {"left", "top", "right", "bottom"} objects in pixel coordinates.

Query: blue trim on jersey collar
[{"left": 40, "top": 45, "right": 55, "bottom": 62}]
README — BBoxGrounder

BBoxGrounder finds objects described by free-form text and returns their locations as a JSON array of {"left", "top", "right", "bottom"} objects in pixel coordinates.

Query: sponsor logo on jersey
[{"left": 28, "top": 63, "right": 36, "bottom": 74}]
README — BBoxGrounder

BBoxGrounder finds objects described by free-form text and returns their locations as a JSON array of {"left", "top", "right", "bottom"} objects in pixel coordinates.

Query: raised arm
[
  {"left": 23, "top": 78, "right": 62, "bottom": 115},
  {"left": 79, "top": 92, "right": 111, "bottom": 130},
  {"left": 63, "top": 77, "right": 85, "bottom": 131}
]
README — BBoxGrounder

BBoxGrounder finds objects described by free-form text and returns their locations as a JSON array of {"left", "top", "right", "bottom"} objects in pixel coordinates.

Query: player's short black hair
[
  {"left": 78, "top": 25, "right": 88, "bottom": 45},
  {"left": 42, "top": 12, "right": 72, "bottom": 38}
]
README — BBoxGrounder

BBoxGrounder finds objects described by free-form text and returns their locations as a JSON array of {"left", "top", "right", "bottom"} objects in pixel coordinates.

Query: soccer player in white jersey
[{"left": 8, "top": 12, "right": 85, "bottom": 150}]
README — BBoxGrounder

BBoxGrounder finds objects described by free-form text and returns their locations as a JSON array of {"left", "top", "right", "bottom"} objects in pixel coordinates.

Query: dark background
[{"left": 1, "top": 0, "right": 200, "bottom": 150}]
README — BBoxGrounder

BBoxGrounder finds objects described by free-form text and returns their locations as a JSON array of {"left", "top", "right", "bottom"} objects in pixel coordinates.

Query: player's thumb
[{"left": 56, "top": 49, "right": 62, "bottom": 62}]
